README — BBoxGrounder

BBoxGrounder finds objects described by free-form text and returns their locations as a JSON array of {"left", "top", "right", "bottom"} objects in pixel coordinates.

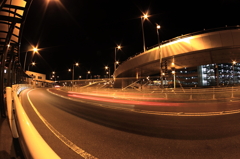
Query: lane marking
[
  {"left": 27, "top": 89, "right": 98, "bottom": 159},
  {"left": 48, "top": 89, "right": 240, "bottom": 117}
]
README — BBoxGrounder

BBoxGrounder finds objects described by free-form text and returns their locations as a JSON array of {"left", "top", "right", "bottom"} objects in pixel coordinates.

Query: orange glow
[
  {"left": 33, "top": 47, "right": 38, "bottom": 53},
  {"left": 117, "top": 45, "right": 121, "bottom": 50},
  {"left": 142, "top": 13, "right": 148, "bottom": 19},
  {"left": 67, "top": 93, "right": 177, "bottom": 106}
]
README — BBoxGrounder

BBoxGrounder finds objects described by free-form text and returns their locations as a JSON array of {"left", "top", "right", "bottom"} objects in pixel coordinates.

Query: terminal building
[{"left": 170, "top": 63, "right": 240, "bottom": 87}]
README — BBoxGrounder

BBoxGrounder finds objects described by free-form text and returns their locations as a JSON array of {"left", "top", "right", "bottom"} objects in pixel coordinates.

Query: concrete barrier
[{"left": 6, "top": 85, "right": 60, "bottom": 159}]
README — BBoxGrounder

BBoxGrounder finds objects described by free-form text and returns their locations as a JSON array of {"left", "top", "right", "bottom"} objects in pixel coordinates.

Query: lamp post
[
  {"left": 232, "top": 61, "right": 237, "bottom": 84},
  {"left": 28, "top": 62, "right": 36, "bottom": 71},
  {"left": 114, "top": 45, "right": 121, "bottom": 74},
  {"left": 105, "top": 66, "right": 110, "bottom": 79},
  {"left": 72, "top": 62, "right": 79, "bottom": 81},
  {"left": 141, "top": 13, "right": 148, "bottom": 52},
  {"left": 87, "top": 71, "right": 91, "bottom": 79},
  {"left": 51, "top": 72, "right": 56, "bottom": 81},
  {"left": 171, "top": 61, "right": 176, "bottom": 89},
  {"left": 23, "top": 47, "right": 38, "bottom": 71},
  {"left": 156, "top": 23, "right": 163, "bottom": 89}
]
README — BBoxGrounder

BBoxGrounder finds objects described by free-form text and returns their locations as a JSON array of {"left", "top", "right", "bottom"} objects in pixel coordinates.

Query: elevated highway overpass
[{"left": 114, "top": 26, "right": 240, "bottom": 87}]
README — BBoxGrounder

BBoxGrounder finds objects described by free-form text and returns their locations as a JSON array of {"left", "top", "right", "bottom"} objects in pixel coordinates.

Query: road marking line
[{"left": 27, "top": 89, "right": 98, "bottom": 159}]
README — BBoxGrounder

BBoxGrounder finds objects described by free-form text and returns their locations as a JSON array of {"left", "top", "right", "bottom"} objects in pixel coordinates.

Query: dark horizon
[{"left": 20, "top": 0, "right": 240, "bottom": 80}]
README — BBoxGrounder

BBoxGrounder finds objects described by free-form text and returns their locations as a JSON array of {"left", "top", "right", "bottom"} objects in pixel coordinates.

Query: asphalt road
[{"left": 20, "top": 88, "right": 240, "bottom": 159}]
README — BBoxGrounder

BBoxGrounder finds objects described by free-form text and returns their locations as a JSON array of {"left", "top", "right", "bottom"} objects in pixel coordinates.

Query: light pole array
[
  {"left": 114, "top": 45, "right": 121, "bottom": 74},
  {"left": 52, "top": 71, "right": 56, "bottom": 81},
  {"left": 23, "top": 47, "right": 38, "bottom": 71},
  {"left": 105, "top": 66, "right": 110, "bottom": 79}
]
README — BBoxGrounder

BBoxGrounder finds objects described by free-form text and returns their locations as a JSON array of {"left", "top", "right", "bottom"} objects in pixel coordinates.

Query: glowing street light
[
  {"left": 141, "top": 13, "right": 149, "bottom": 52},
  {"left": 114, "top": 45, "right": 121, "bottom": 75},
  {"left": 156, "top": 23, "right": 163, "bottom": 89},
  {"left": 24, "top": 47, "right": 38, "bottom": 71},
  {"left": 87, "top": 71, "right": 91, "bottom": 79},
  {"left": 105, "top": 66, "right": 110, "bottom": 79},
  {"left": 232, "top": 61, "right": 237, "bottom": 84},
  {"left": 171, "top": 60, "right": 176, "bottom": 89},
  {"left": 28, "top": 62, "right": 36, "bottom": 71},
  {"left": 71, "top": 62, "right": 79, "bottom": 81}
]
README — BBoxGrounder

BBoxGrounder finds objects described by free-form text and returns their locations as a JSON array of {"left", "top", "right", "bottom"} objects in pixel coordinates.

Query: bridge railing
[
  {"left": 60, "top": 83, "right": 240, "bottom": 101},
  {"left": 118, "top": 25, "right": 240, "bottom": 67},
  {"left": 6, "top": 84, "right": 60, "bottom": 159}
]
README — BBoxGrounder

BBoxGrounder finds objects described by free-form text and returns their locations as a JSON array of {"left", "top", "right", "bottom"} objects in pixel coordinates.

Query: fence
[{"left": 61, "top": 84, "right": 240, "bottom": 101}]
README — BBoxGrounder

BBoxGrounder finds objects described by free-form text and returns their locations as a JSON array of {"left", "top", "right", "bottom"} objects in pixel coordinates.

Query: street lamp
[
  {"left": 105, "top": 66, "right": 110, "bottom": 79},
  {"left": 28, "top": 62, "right": 36, "bottom": 71},
  {"left": 141, "top": 13, "right": 148, "bottom": 52},
  {"left": 156, "top": 23, "right": 163, "bottom": 89},
  {"left": 171, "top": 61, "right": 176, "bottom": 89},
  {"left": 24, "top": 47, "right": 38, "bottom": 71},
  {"left": 114, "top": 45, "right": 121, "bottom": 74},
  {"left": 71, "top": 62, "right": 79, "bottom": 81},
  {"left": 232, "top": 61, "right": 237, "bottom": 84},
  {"left": 87, "top": 71, "right": 91, "bottom": 79}
]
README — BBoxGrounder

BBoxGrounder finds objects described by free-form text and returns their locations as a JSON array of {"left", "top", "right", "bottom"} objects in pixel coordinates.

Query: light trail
[
  {"left": 68, "top": 91, "right": 167, "bottom": 101},
  {"left": 68, "top": 93, "right": 180, "bottom": 106}
]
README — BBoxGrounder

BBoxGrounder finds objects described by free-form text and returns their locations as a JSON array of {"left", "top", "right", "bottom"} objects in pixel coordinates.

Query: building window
[{"left": 38, "top": 76, "right": 42, "bottom": 79}]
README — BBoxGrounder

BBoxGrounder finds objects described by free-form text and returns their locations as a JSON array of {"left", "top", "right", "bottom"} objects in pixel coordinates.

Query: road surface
[{"left": 20, "top": 88, "right": 240, "bottom": 159}]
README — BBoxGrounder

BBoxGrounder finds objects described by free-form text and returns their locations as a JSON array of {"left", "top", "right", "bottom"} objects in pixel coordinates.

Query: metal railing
[
  {"left": 61, "top": 83, "right": 240, "bottom": 101},
  {"left": 118, "top": 25, "right": 240, "bottom": 68}
]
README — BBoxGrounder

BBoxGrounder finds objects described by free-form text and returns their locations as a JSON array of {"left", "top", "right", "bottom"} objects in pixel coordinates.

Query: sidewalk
[{"left": 0, "top": 116, "right": 17, "bottom": 159}]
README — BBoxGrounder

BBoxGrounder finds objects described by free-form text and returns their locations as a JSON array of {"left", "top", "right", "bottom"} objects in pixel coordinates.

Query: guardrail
[
  {"left": 6, "top": 84, "right": 60, "bottom": 159},
  {"left": 61, "top": 85, "right": 240, "bottom": 101}
]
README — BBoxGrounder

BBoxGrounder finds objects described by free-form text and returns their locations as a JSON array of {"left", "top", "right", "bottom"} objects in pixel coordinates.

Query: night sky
[{"left": 20, "top": 0, "right": 240, "bottom": 80}]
